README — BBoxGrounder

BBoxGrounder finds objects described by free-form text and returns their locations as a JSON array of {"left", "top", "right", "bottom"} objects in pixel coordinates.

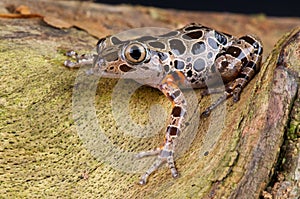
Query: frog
[{"left": 64, "top": 23, "right": 263, "bottom": 185}]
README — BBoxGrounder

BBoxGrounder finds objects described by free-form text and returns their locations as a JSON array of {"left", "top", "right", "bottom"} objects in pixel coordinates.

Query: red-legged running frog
[{"left": 64, "top": 23, "right": 263, "bottom": 185}]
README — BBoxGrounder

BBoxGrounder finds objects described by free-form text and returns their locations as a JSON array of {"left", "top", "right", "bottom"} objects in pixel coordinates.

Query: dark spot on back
[
  {"left": 191, "top": 41, "right": 206, "bottom": 55},
  {"left": 148, "top": 41, "right": 165, "bottom": 49},
  {"left": 187, "top": 70, "right": 193, "bottom": 77},
  {"left": 184, "top": 25, "right": 203, "bottom": 31},
  {"left": 208, "top": 38, "right": 219, "bottom": 49},
  {"left": 136, "top": 36, "right": 157, "bottom": 42},
  {"left": 157, "top": 52, "right": 168, "bottom": 61},
  {"left": 169, "top": 39, "right": 186, "bottom": 56},
  {"left": 207, "top": 52, "right": 213, "bottom": 59},
  {"left": 159, "top": 31, "right": 179, "bottom": 37},
  {"left": 215, "top": 31, "right": 227, "bottom": 45},
  {"left": 174, "top": 60, "right": 185, "bottom": 70},
  {"left": 119, "top": 64, "right": 134, "bottom": 72},
  {"left": 193, "top": 58, "right": 206, "bottom": 72},
  {"left": 182, "top": 31, "right": 203, "bottom": 40}
]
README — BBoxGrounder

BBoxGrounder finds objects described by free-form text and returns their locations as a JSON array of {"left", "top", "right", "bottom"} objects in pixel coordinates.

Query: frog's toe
[
  {"left": 201, "top": 109, "right": 211, "bottom": 118},
  {"left": 233, "top": 87, "right": 242, "bottom": 102},
  {"left": 136, "top": 142, "right": 178, "bottom": 184},
  {"left": 63, "top": 50, "right": 94, "bottom": 68},
  {"left": 137, "top": 155, "right": 166, "bottom": 185},
  {"left": 65, "top": 50, "right": 78, "bottom": 58},
  {"left": 135, "top": 148, "right": 161, "bottom": 159},
  {"left": 138, "top": 156, "right": 178, "bottom": 185},
  {"left": 170, "top": 167, "right": 179, "bottom": 178}
]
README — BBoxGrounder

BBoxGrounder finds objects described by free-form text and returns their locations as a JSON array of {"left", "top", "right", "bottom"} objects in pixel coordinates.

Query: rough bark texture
[{"left": 0, "top": 0, "right": 299, "bottom": 198}]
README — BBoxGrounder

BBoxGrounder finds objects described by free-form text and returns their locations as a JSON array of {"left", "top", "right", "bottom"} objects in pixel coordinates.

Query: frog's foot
[
  {"left": 136, "top": 141, "right": 178, "bottom": 185},
  {"left": 64, "top": 50, "right": 94, "bottom": 68},
  {"left": 201, "top": 92, "right": 229, "bottom": 118},
  {"left": 201, "top": 78, "right": 250, "bottom": 117}
]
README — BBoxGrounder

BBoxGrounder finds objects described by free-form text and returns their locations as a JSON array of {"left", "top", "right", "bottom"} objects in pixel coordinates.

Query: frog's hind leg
[{"left": 202, "top": 35, "right": 263, "bottom": 117}]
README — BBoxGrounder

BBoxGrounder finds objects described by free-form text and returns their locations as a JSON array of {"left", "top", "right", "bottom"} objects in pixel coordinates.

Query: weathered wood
[
  {"left": 0, "top": 0, "right": 299, "bottom": 198},
  {"left": 261, "top": 29, "right": 300, "bottom": 199}
]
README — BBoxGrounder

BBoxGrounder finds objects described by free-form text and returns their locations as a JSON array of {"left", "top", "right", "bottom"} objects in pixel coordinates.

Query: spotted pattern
[
  {"left": 215, "top": 31, "right": 228, "bottom": 45},
  {"left": 65, "top": 23, "right": 263, "bottom": 185},
  {"left": 207, "top": 38, "right": 219, "bottom": 49},
  {"left": 148, "top": 41, "right": 165, "bottom": 49},
  {"left": 193, "top": 58, "right": 206, "bottom": 72},
  {"left": 174, "top": 59, "right": 185, "bottom": 70},
  {"left": 182, "top": 31, "right": 203, "bottom": 40},
  {"left": 159, "top": 31, "right": 179, "bottom": 38},
  {"left": 137, "top": 36, "right": 158, "bottom": 42},
  {"left": 169, "top": 39, "right": 186, "bottom": 56},
  {"left": 157, "top": 52, "right": 168, "bottom": 61},
  {"left": 191, "top": 41, "right": 206, "bottom": 55}
]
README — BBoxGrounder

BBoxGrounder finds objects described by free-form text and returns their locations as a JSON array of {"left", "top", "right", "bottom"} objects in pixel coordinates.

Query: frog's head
[{"left": 94, "top": 35, "right": 171, "bottom": 86}]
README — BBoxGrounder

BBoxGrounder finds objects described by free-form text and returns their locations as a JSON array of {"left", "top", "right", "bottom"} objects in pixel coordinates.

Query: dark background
[{"left": 96, "top": 0, "right": 299, "bottom": 17}]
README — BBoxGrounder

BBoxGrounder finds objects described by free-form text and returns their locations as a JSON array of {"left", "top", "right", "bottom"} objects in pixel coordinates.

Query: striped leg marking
[
  {"left": 136, "top": 73, "right": 187, "bottom": 185},
  {"left": 202, "top": 35, "right": 263, "bottom": 117}
]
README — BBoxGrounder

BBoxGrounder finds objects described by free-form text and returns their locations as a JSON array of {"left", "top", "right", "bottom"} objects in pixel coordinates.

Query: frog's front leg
[
  {"left": 202, "top": 35, "right": 263, "bottom": 117},
  {"left": 136, "top": 72, "right": 187, "bottom": 185},
  {"left": 64, "top": 50, "right": 95, "bottom": 68}
]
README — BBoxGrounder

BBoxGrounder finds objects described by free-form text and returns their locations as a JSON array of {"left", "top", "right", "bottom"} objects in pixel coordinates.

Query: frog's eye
[{"left": 124, "top": 43, "right": 148, "bottom": 64}]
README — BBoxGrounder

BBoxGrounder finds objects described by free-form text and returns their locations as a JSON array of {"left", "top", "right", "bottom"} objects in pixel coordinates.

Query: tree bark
[{"left": 0, "top": 0, "right": 299, "bottom": 198}]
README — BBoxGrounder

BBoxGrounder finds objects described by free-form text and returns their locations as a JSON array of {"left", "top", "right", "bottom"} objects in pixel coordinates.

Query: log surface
[{"left": 0, "top": 0, "right": 299, "bottom": 198}]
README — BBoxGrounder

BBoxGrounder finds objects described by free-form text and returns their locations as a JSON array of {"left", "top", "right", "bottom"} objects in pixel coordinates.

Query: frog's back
[{"left": 140, "top": 23, "right": 235, "bottom": 87}]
